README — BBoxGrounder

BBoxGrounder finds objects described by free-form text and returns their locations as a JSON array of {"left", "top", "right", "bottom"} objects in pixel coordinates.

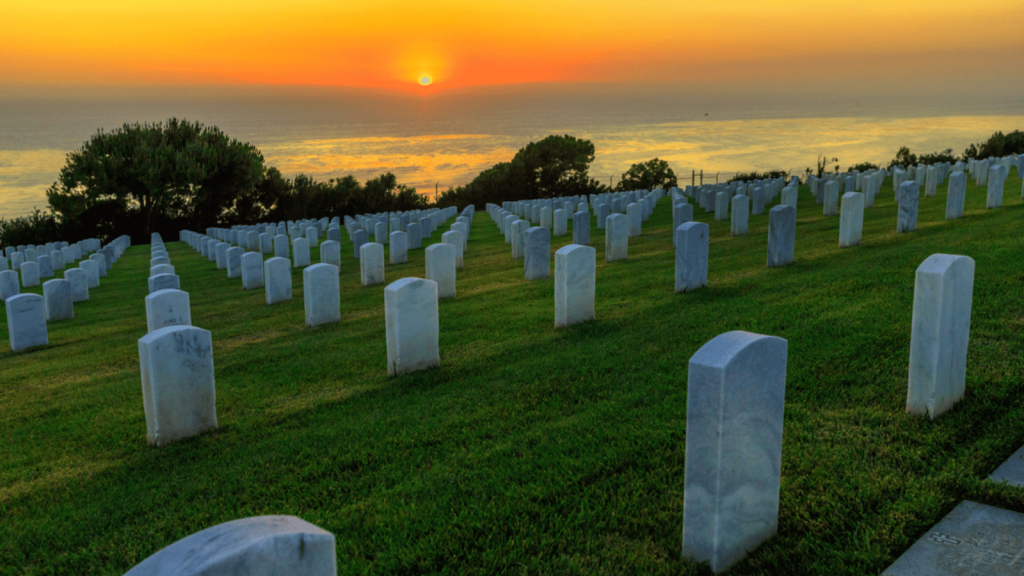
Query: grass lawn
[{"left": 1, "top": 172, "right": 1023, "bottom": 575}]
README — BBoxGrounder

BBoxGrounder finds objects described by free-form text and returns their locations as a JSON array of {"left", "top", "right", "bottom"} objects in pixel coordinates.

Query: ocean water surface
[{"left": 1, "top": 85, "right": 1021, "bottom": 217}]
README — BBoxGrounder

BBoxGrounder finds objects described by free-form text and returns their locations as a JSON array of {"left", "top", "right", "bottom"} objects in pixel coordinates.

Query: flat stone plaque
[
  {"left": 988, "top": 445, "right": 1024, "bottom": 488},
  {"left": 882, "top": 501, "right": 1024, "bottom": 575}
]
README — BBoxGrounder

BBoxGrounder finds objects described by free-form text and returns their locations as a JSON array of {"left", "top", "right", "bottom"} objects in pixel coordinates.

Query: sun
[{"left": 419, "top": 75, "right": 432, "bottom": 86}]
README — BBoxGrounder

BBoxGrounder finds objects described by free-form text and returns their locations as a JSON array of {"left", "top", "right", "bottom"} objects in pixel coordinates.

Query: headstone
[
  {"left": 752, "top": 187, "right": 766, "bottom": 215},
  {"left": 823, "top": 181, "right": 839, "bottom": 216},
  {"left": 303, "top": 264, "right": 340, "bottom": 327},
  {"left": 292, "top": 237, "right": 310, "bottom": 268},
  {"left": 897, "top": 180, "right": 919, "bottom": 233},
  {"left": 673, "top": 203, "right": 694, "bottom": 246},
  {"left": 360, "top": 243, "right": 385, "bottom": 286},
  {"left": 6, "top": 294, "right": 48, "bottom": 351},
  {"left": 731, "top": 195, "right": 749, "bottom": 236},
  {"left": 554, "top": 244, "right": 596, "bottom": 328},
  {"left": 389, "top": 231, "right": 408, "bottom": 264},
  {"left": 151, "top": 264, "right": 175, "bottom": 277},
  {"left": 906, "top": 254, "right": 974, "bottom": 419},
  {"left": 540, "top": 206, "right": 552, "bottom": 229},
  {"left": 572, "top": 211, "right": 590, "bottom": 245},
  {"left": 42, "top": 279, "right": 73, "bottom": 321},
  {"left": 138, "top": 325, "right": 217, "bottom": 446},
  {"left": 626, "top": 202, "right": 642, "bottom": 237},
  {"left": 425, "top": 243, "right": 457, "bottom": 299},
  {"left": 838, "top": 192, "right": 864, "bottom": 248},
  {"left": 511, "top": 220, "right": 529, "bottom": 259},
  {"left": 781, "top": 186, "right": 798, "bottom": 209},
  {"left": 305, "top": 226, "right": 319, "bottom": 247},
  {"left": 523, "top": 226, "right": 551, "bottom": 280},
  {"left": 605, "top": 214, "right": 628, "bottom": 262},
  {"left": 51, "top": 250, "right": 65, "bottom": 270},
  {"left": 80, "top": 260, "right": 100, "bottom": 288},
  {"left": 675, "top": 222, "right": 709, "bottom": 293},
  {"left": 385, "top": 277, "right": 440, "bottom": 375},
  {"left": 986, "top": 164, "right": 1006, "bottom": 209},
  {"left": 226, "top": 247, "right": 243, "bottom": 279},
  {"left": 767, "top": 205, "right": 796, "bottom": 267},
  {"left": 122, "top": 515, "right": 337, "bottom": 576},
  {"left": 145, "top": 289, "right": 192, "bottom": 334},
  {"left": 451, "top": 222, "right": 469, "bottom": 253},
  {"left": 259, "top": 232, "right": 273, "bottom": 254},
  {"left": 715, "top": 191, "right": 729, "bottom": 221},
  {"left": 881, "top": 501, "right": 1024, "bottom": 576},
  {"left": 596, "top": 203, "right": 610, "bottom": 229},
  {"left": 352, "top": 230, "right": 369, "bottom": 259},
  {"left": 148, "top": 273, "right": 181, "bottom": 294},
  {"left": 20, "top": 261, "right": 40, "bottom": 287},
  {"left": 0, "top": 269, "right": 20, "bottom": 300},
  {"left": 320, "top": 240, "right": 341, "bottom": 268},
  {"left": 273, "top": 234, "right": 289, "bottom": 259},
  {"left": 375, "top": 222, "right": 388, "bottom": 244},
  {"left": 683, "top": 331, "right": 787, "bottom": 573},
  {"left": 441, "top": 231, "right": 463, "bottom": 268},
  {"left": 406, "top": 223, "right": 422, "bottom": 250},
  {"left": 945, "top": 172, "right": 967, "bottom": 220},
  {"left": 215, "top": 242, "right": 229, "bottom": 270},
  {"left": 37, "top": 255, "right": 54, "bottom": 279},
  {"left": 264, "top": 257, "right": 292, "bottom": 304},
  {"left": 241, "top": 252, "right": 264, "bottom": 290},
  {"left": 151, "top": 256, "right": 171, "bottom": 267},
  {"left": 553, "top": 209, "right": 567, "bottom": 236}
]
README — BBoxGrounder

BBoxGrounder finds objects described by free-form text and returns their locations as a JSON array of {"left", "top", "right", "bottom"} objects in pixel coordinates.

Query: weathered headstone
[
  {"left": 451, "top": 222, "right": 469, "bottom": 253},
  {"left": 122, "top": 515, "right": 337, "bottom": 576},
  {"left": 151, "top": 264, "right": 175, "bottom": 277},
  {"left": 897, "top": 180, "right": 919, "bottom": 233},
  {"left": 303, "top": 264, "right": 340, "bottom": 327},
  {"left": 264, "top": 257, "right": 292, "bottom": 304},
  {"left": 675, "top": 222, "right": 709, "bottom": 292},
  {"left": 425, "top": 243, "right": 457, "bottom": 299},
  {"left": 241, "top": 252, "right": 264, "bottom": 290},
  {"left": 554, "top": 244, "right": 596, "bottom": 328},
  {"left": 986, "top": 164, "right": 1006, "bottom": 209},
  {"left": 626, "top": 202, "right": 642, "bottom": 237},
  {"left": 226, "top": 247, "right": 243, "bottom": 279},
  {"left": 80, "top": 260, "right": 100, "bottom": 288},
  {"left": 148, "top": 273, "right": 181, "bottom": 294},
  {"left": 605, "top": 214, "right": 628, "bottom": 262},
  {"left": 752, "top": 187, "right": 766, "bottom": 215},
  {"left": 715, "top": 191, "right": 730, "bottom": 221},
  {"left": 385, "top": 277, "right": 439, "bottom": 375},
  {"left": 273, "top": 234, "right": 289, "bottom": 259},
  {"left": 767, "top": 205, "right": 796, "bottom": 267},
  {"left": 215, "top": 242, "right": 229, "bottom": 270},
  {"left": 138, "top": 325, "right": 217, "bottom": 446},
  {"left": 673, "top": 203, "right": 694, "bottom": 247},
  {"left": 352, "top": 230, "right": 369, "bottom": 259},
  {"left": 906, "top": 254, "right": 974, "bottom": 419},
  {"left": 145, "top": 289, "right": 192, "bottom": 334},
  {"left": 731, "top": 195, "right": 749, "bottom": 236},
  {"left": 596, "top": 203, "right": 610, "bottom": 229},
  {"left": 20, "top": 261, "right": 40, "bottom": 287},
  {"left": 407, "top": 223, "right": 422, "bottom": 250},
  {"left": 0, "top": 269, "right": 20, "bottom": 300},
  {"left": 292, "top": 237, "right": 310, "bottom": 268},
  {"left": 553, "top": 208, "right": 567, "bottom": 236},
  {"left": 838, "top": 192, "right": 864, "bottom": 248},
  {"left": 305, "top": 226, "right": 320, "bottom": 248},
  {"left": 6, "top": 293, "right": 48, "bottom": 351},
  {"left": 823, "top": 181, "right": 839, "bottom": 216},
  {"left": 320, "top": 240, "right": 341, "bottom": 269},
  {"left": 511, "top": 220, "right": 528, "bottom": 259},
  {"left": 572, "top": 211, "right": 591, "bottom": 245},
  {"left": 683, "top": 331, "right": 787, "bottom": 573},
  {"left": 42, "top": 279, "right": 73, "bottom": 321},
  {"left": 523, "top": 226, "right": 551, "bottom": 280},
  {"left": 37, "top": 255, "right": 54, "bottom": 279},
  {"left": 359, "top": 242, "right": 385, "bottom": 286}
]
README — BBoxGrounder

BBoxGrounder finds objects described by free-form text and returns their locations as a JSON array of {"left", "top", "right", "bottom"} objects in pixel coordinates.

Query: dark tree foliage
[
  {"left": 616, "top": 158, "right": 677, "bottom": 191},
  {"left": 46, "top": 118, "right": 265, "bottom": 242},
  {"left": 436, "top": 135, "right": 608, "bottom": 209},
  {"left": 0, "top": 210, "right": 61, "bottom": 248},
  {"left": 962, "top": 130, "right": 1024, "bottom": 160},
  {"left": 887, "top": 146, "right": 957, "bottom": 169},
  {"left": 848, "top": 162, "right": 880, "bottom": 172},
  {"left": 727, "top": 170, "right": 789, "bottom": 183},
  {"left": 265, "top": 172, "right": 427, "bottom": 222}
]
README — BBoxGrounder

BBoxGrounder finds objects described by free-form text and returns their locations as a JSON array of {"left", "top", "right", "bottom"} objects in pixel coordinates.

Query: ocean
[{"left": 1, "top": 83, "right": 1021, "bottom": 218}]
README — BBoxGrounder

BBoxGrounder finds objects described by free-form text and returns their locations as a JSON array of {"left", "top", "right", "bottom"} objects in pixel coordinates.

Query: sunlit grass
[{"left": 1, "top": 172, "right": 1023, "bottom": 575}]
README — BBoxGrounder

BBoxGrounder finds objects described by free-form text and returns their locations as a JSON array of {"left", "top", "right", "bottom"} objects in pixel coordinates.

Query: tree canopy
[
  {"left": 47, "top": 118, "right": 266, "bottom": 240},
  {"left": 616, "top": 158, "right": 677, "bottom": 191}
]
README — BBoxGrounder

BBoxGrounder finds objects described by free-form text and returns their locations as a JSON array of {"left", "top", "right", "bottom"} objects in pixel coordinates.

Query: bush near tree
[{"left": 616, "top": 158, "right": 677, "bottom": 191}]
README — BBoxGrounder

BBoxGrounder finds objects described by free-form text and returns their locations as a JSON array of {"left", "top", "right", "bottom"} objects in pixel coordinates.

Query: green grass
[{"left": 2, "top": 173, "right": 1023, "bottom": 575}]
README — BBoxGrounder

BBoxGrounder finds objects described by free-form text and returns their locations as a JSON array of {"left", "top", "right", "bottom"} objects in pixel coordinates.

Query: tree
[
  {"left": 616, "top": 158, "right": 677, "bottom": 191},
  {"left": 46, "top": 118, "right": 265, "bottom": 240}
]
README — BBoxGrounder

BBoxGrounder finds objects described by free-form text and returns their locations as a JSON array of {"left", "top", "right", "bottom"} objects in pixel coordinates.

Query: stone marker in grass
[
  {"left": 375, "top": 222, "right": 388, "bottom": 245},
  {"left": 572, "top": 211, "right": 591, "bottom": 245},
  {"left": 451, "top": 222, "right": 469, "bottom": 252},
  {"left": 292, "top": 237, "right": 310, "bottom": 268},
  {"left": 767, "top": 205, "right": 796, "bottom": 267},
  {"left": 385, "top": 277, "right": 439, "bottom": 376},
  {"left": 51, "top": 251, "right": 65, "bottom": 270},
  {"left": 675, "top": 222, "right": 709, "bottom": 292},
  {"left": 241, "top": 252, "right": 264, "bottom": 290},
  {"left": 138, "top": 325, "right": 217, "bottom": 446},
  {"left": 10, "top": 252, "right": 23, "bottom": 271},
  {"left": 273, "top": 234, "right": 289, "bottom": 259},
  {"left": 881, "top": 501, "right": 1024, "bottom": 575},
  {"left": 897, "top": 180, "right": 919, "bottom": 233},
  {"left": 823, "top": 181, "right": 839, "bottom": 216},
  {"left": 407, "top": 222, "right": 422, "bottom": 250},
  {"left": 540, "top": 206, "right": 552, "bottom": 229},
  {"left": 946, "top": 172, "right": 967, "bottom": 220},
  {"left": 907, "top": 254, "right": 974, "bottom": 419},
  {"left": 264, "top": 257, "right": 292, "bottom": 305},
  {"left": 986, "top": 164, "right": 1007, "bottom": 209},
  {"left": 360, "top": 243, "right": 385, "bottom": 286},
  {"left": 320, "top": 240, "right": 341, "bottom": 269},
  {"left": 715, "top": 191, "right": 730, "bottom": 221},
  {"left": 20, "top": 261, "right": 40, "bottom": 287},
  {"left": 684, "top": 331, "right": 787, "bottom": 573},
  {"left": 673, "top": 203, "right": 694, "bottom": 247},
  {"left": 389, "top": 231, "right": 408, "bottom": 265},
  {"left": 145, "top": 289, "right": 192, "bottom": 334},
  {"left": 555, "top": 244, "right": 595, "bottom": 328},
  {"left": 511, "top": 220, "right": 528, "bottom": 259},
  {"left": 151, "top": 264, "right": 174, "bottom": 277},
  {"left": 441, "top": 231, "right": 463, "bottom": 268},
  {"left": 839, "top": 192, "right": 865, "bottom": 248},
  {"left": 524, "top": 226, "right": 551, "bottom": 281},
  {"left": 215, "top": 242, "right": 229, "bottom": 270},
  {"left": 226, "top": 247, "right": 243, "bottom": 279},
  {"left": 259, "top": 232, "right": 272, "bottom": 254},
  {"left": 65, "top": 268, "right": 88, "bottom": 302},
  {"left": 6, "top": 293, "right": 47, "bottom": 352},
  {"left": 781, "top": 185, "right": 798, "bottom": 209},
  {"left": 731, "top": 195, "right": 749, "bottom": 236},
  {"left": 303, "top": 264, "right": 340, "bottom": 327},
  {"left": 988, "top": 445, "right": 1024, "bottom": 488},
  {"left": 305, "top": 226, "right": 319, "bottom": 248},
  {"left": 37, "top": 255, "right": 54, "bottom": 279},
  {"left": 425, "top": 243, "right": 456, "bottom": 299},
  {"left": 148, "top": 273, "right": 180, "bottom": 294},
  {"left": 80, "top": 260, "right": 100, "bottom": 288},
  {"left": 42, "top": 279, "right": 73, "bottom": 321},
  {"left": 123, "top": 515, "right": 336, "bottom": 576},
  {"left": 597, "top": 203, "right": 610, "bottom": 229},
  {"left": 151, "top": 256, "right": 170, "bottom": 267},
  {"left": 0, "top": 269, "right": 19, "bottom": 300},
  {"left": 626, "top": 202, "right": 642, "bottom": 237},
  {"left": 752, "top": 187, "right": 766, "bottom": 216},
  {"left": 352, "top": 230, "right": 368, "bottom": 259},
  {"left": 605, "top": 214, "right": 629, "bottom": 262}
]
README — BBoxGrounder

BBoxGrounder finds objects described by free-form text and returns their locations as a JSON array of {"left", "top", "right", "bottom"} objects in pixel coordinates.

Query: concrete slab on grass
[{"left": 988, "top": 445, "right": 1024, "bottom": 488}]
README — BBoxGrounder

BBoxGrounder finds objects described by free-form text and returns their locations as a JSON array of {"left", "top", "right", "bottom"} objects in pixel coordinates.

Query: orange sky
[{"left": 2, "top": 0, "right": 1023, "bottom": 92}]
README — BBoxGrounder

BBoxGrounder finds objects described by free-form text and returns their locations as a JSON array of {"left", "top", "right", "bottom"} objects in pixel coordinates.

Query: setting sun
[{"left": 419, "top": 75, "right": 432, "bottom": 86}]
